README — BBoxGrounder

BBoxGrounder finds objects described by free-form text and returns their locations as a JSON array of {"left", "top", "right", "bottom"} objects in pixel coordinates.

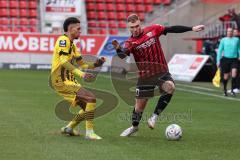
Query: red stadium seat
[
  {"left": 97, "top": 3, "right": 105, "bottom": 11},
  {"left": 99, "top": 21, "right": 108, "bottom": 28},
  {"left": 0, "top": 1, "right": 9, "bottom": 8},
  {"left": 116, "top": 0, "right": 124, "bottom": 3},
  {"left": 20, "top": 26, "right": 30, "bottom": 32},
  {"left": 0, "top": 26, "right": 11, "bottom": 32},
  {"left": 29, "top": 18, "right": 37, "bottom": 25},
  {"left": 0, "top": 9, "right": 8, "bottom": 17},
  {"left": 116, "top": 4, "right": 125, "bottom": 11},
  {"left": 9, "top": 0, "right": 19, "bottom": 8},
  {"left": 19, "top": 1, "right": 27, "bottom": 9},
  {"left": 29, "top": 9, "right": 37, "bottom": 18},
  {"left": 99, "top": 28, "right": 107, "bottom": 34},
  {"left": 144, "top": 0, "right": 153, "bottom": 4},
  {"left": 135, "top": 0, "right": 143, "bottom": 3},
  {"left": 29, "top": 26, "right": 38, "bottom": 32},
  {"left": 125, "top": 0, "right": 133, "bottom": 3},
  {"left": 85, "top": 0, "right": 95, "bottom": 2},
  {"left": 106, "top": 3, "right": 115, "bottom": 11},
  {"left": 87, "top": 11, "right": 96, "bottom": 20},
  {"left": 29, "top": 1, "right": 37, "bottom": 9},
  {"left": 20, "top": 18, "right": 29, "bottom": 25},
  {"left": 108, "top": 21, "right": 118, "bottom": 28},
  {"left": 136, "top": 5, "right": 145, "bottom": 12},
  {"left": 139, "top": 13, "right": 145, "bottom": 21},
  {"left": 105, "top": 0, "right": 115, "bottom": 3},
  {"left": 11, "top": 26, "right": 21, "bottom": 32},
  {"left": 98, "top": 11, "right": 106, "bottom": 20},
  {"left": 153, "top": 0, "right": 162, "bottom": 4},
  {"left": 10, "top": 18, "right": 19, "bottom": 25},
  {"left": 86, "top": 3, "right": 95, "bottom": 11},
  {"left": 117, "top": 12, "right": 126, "bottom": 20},
  {"left": 0, "top": 18, "right": 9, "bottom": 25},
  {"left": 109, "top": 29, "right": 118, "bottom": 35},
  {"left": 88, "top": 21, "right": 98, "bottom": 27},
  {"left": 107, "top": 12, "right": 116, "bottom": 20},
  {"left": 145, "top": 5, "right": 153, "bottom": 13},
  {"left": 96, "top": 0, "right": 103, "bottom": 3},
  {"left": 88, "top": 28, "right": 99, "bottom": 34},
  {"left": 126, "top": 4, "right": 135, "bottom": 12},
  {"left": 118, "top": 21, "right": 127, "bottom": 28},
  {"left": 162, "top": 0, "right": 171, "bottom": 5},
  {"left": 9, "top": 9, "right": 18, "bottom": 17},
  {"left": 20, "top": 9, "right": 28, "bottom": 17}
]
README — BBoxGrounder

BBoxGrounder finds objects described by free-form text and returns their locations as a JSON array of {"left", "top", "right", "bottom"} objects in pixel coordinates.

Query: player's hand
[
  {"left": 83, "top": 72, "right": 96, "bottom": 82},
  {"left": 192, "top": 25, "right": 205, "bottom": 32},
  {"left": 217, "top": 63, "right": 220, "bottom": 68},
  {"left": 94, "top": 57, "right": 106, "bottom": 67},
  {"left": 112, "top": 40, "right": 120, "bottom": 50}
]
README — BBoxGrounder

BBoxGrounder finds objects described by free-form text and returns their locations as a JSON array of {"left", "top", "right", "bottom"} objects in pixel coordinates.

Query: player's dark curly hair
[{"left": 63, "top": 17, "right": 80, "bottom": 32}]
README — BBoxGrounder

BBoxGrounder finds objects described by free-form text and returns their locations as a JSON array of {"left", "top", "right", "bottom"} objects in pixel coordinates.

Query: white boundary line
[
  {"left": 176, "top": 83, "right": 218, "bottom": 92},
  {"left": 177, "top": 88, "right": 240, "bottom": 102}
]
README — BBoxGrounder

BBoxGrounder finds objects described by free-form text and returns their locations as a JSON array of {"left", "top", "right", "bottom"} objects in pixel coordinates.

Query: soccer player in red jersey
[{"left": 112, "top": 14, "right": 204, "bottom": 137}]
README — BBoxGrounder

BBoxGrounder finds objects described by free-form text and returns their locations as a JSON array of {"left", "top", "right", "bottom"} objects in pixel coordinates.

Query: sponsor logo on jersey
[
  {"left": 136, "top": 38, "right": 156, "bottom": 50},
  {"left": 146, "top": 32, "right": 153, "bottom": 37},
  {"left": 59, "top": 40, "right": 67, "bottom": 47}
]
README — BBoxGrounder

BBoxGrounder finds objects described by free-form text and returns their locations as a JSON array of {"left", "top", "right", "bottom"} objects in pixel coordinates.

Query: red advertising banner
[{"left": 0, "top": 33, "right": 107, "bottom": 55}]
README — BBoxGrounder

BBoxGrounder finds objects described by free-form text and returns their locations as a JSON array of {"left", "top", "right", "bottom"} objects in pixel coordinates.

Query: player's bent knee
[
  {"left": 165, "top": 82, "right": 175, "bottom": 94},
  {"left": 86, "top": 97, "right": 96, "bottom": 103}
]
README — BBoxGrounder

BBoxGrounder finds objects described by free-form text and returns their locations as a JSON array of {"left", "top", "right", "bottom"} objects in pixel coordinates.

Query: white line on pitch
[
  {"left": 177, "top": 87, "right": 240, "bottom": 102},
  {"left": 176, "top": 83, "right": 218, "bottom": 92}
]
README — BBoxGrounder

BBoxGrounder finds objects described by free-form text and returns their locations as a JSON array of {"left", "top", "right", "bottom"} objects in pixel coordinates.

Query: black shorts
[
  {"left": 136, "top": 72, "right": 174, "bottom": 99},
  {"left": 221, "top": 57, "right": 238, "bottom": 73}
]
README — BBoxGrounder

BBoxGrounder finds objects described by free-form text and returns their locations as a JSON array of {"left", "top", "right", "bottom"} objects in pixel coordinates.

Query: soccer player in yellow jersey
[{"left": 51, "top": 17, "right": 105, "bottom": 140}]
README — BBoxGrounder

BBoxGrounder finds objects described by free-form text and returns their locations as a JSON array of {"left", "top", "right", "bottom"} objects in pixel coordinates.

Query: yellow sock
[
  {"left": 67, "top": 109, "right": 85, "bottom": 129},
  {"left": 85, "top": 103, "right": 96, "bottom": 131}
]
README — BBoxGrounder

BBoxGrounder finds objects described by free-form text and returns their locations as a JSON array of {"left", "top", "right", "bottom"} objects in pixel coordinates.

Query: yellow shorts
[{"left": 52, "top": 77, "right": 81, "bottom": 107}]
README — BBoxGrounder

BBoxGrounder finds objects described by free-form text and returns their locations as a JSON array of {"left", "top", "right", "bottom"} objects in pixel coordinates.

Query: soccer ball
[{"left": 165, "top": 124, "right": 182, "bottom": 140}]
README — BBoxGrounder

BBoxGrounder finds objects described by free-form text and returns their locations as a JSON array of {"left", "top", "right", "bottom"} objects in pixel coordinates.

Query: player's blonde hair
[{"left": 127, "top": 14, "right": 140, "bottom": 23}]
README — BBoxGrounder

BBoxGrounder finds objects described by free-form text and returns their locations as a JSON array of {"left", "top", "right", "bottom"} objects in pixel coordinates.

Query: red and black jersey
[{"left": 124, "top": 24, "right": 168, "bottom": 78}]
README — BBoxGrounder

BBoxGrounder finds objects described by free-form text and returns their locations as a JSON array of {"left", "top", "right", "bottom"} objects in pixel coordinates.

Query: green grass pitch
[{"left": 0, "top": 69, "right": 240, "bottom": 160}]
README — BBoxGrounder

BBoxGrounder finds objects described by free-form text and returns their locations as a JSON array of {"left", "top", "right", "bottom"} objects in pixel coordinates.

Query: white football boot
[
  {"left": 120, "top": 126, "right": 139, "bottom": 137},
  {"left": 147, "top": 114, "right": 158, "bottom": 129}
]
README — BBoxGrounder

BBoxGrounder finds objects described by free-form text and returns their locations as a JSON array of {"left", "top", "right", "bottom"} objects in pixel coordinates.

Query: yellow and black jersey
[{"left": 51, "top": 34, "right": 82, "bottom": 82}]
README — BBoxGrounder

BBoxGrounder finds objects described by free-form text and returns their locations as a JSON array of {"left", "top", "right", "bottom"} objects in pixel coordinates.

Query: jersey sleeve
[
  {"left": 123, "top": 40, "right": 134, "bottom": 55},
  {"left": 152, "top": 24, "right": 165, "bottom": 36},
  {"left": 55, "top": 36, "right": 71, "bottom": 56}
]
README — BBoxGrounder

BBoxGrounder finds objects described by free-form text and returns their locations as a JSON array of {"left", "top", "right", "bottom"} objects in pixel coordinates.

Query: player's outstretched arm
[
  {"left": 112, "top": 40, "right": 130, "bottom": 59},
  {"left": 76, "top": 57, "right": 106, "bottom": 69},
  {"left": 163, "top": 25, "right": 204, "bottom": 34},
  {"left": 60, "top": 56, "right": 94, "bottom": 80}
]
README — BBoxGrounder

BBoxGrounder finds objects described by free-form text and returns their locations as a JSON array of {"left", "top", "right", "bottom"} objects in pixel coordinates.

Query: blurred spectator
[
  {"left": 229, "top": 9, "right": 240, "bottom": 30},
  {"left": 217, "top": 27, "right": 240, "bottom": 96},
  {"left": 202, "top": 39, "right": 219, "bottom": 65},
  {"left": 219, "top": 11, "right": 232, "bottom": 22},
  {"left": 233, "top": 28, "right": 240, "bottom": 38}
]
